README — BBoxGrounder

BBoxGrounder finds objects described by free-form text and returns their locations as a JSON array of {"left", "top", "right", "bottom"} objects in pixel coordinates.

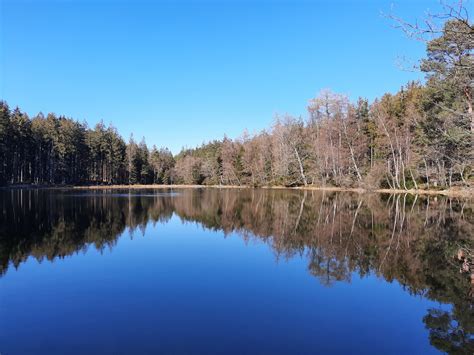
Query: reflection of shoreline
[
  {"left": 2, "top": 185, "right": 473, "bottom": 198},
  {"left": 64, "top": 193, "right": 182, "bottom": 197},
  {"left": 1, "top": 188, "right": 473, "bottom": 352},
  {"left": 457, "top": 247, "right": 474, "bottom": 298},
  {"left": 1, "top": 189, "right": 471, "bottom": 293}
]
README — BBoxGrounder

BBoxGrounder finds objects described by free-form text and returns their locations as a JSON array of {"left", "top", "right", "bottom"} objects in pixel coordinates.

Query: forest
[{"left": 0, "top": 11, "right": 472, "bottom": 189}]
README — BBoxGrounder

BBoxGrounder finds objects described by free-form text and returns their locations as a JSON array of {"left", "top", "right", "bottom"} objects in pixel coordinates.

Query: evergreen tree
[{"left": 0, "top": 102, "right": 12, "bottom": 184}]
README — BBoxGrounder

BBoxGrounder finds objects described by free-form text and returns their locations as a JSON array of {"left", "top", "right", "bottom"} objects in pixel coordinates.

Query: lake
[{"left": 0, "top": 188, "right": 472, "bottom": 354}]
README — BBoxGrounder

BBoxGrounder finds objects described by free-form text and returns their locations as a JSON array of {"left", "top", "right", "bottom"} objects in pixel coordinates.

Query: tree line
[
  {"left": 0, "top": 13, "right": 472, "bottom": 189},
  {"left": 0, "top": 109, "right": 175, "bottom": 185},
  {"left": 173, "top": 13, "right": 472, "bottom": 189}
]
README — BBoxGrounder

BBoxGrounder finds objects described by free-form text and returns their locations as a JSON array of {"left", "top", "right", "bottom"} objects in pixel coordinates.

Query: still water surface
[{"left": 0, "top": 188, "right": 472, "bottom": 354}]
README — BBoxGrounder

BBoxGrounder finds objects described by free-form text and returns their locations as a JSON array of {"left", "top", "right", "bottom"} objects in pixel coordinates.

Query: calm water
[{"left": 0, "top": 188, "right": 472, "bottom": 354}]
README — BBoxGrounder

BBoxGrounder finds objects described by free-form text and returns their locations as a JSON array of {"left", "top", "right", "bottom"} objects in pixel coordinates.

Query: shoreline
[{"left": 2, "top": 184, "right": 473, "bottom": 198}]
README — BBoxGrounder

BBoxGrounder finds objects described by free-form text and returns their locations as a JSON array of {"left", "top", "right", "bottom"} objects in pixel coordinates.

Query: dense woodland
[{"left": 0, "top": 12, "right": 472, "bottom": 189}]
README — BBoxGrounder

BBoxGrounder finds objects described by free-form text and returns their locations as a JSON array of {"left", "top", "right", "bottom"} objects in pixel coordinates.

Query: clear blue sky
[{"left": 1, "top": 0, "right": 437, "bottom": 153}]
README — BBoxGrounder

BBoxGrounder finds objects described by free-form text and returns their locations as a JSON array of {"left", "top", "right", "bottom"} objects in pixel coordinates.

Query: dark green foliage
[
  {"left": 149, "top": 146, "right": 175, "bottom": 184},
  {"left": 0, "top": 102, "right": 12, "bottom": 184},
  {"left": 0, "top": 112, "right": 156, "bottom": 185}
]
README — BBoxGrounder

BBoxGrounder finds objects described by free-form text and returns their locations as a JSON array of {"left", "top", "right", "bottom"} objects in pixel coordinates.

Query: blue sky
[{"left": 1, "top": 0, "right": 437, "bottom": 153}]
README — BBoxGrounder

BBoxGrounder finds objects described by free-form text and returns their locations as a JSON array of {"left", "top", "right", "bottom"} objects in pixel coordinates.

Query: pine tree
[{"left": 0, "top": 102, "right": 12, "bottom": 185}]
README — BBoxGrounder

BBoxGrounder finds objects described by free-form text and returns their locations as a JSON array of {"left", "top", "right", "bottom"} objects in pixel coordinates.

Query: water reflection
[{"left": 0, "top": 188, "right": 473, "bottom": 353}]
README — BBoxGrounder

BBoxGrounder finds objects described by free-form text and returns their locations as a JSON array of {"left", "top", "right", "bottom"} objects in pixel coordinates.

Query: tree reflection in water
[{"left": 0, "top": 188, "right": 472, "bottom": 353}]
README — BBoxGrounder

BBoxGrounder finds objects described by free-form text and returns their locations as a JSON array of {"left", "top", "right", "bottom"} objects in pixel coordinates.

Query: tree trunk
[
  {"left": 293, "top": 146, "right": 308, "bottom": 186},
  {"left": 342, "top": 119, "right": 362, "bottom": 181},
  {"left": 464, "top": 87, "right": 473, "bottom": 133}
]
